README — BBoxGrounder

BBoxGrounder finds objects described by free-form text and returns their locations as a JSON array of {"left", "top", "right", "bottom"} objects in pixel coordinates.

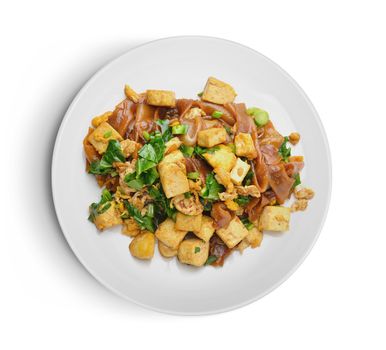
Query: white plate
[{"left": 52, "top": 36, "right": 331, "bottom": 315}]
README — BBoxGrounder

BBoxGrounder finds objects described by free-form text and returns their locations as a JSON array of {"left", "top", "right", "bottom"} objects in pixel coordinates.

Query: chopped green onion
[
  {"left": 197, "top": 91, "right": 203, "bottom": 97},
  {"left": 212, "top": 110, "right": 223, "bottom": 119},
  {"left": 205, "top": 255, "right": 218, "bottom": 265},
  {"left": 143, "top": 131, "right": 150, "bottom": 141},
  {"left": 147, "top": 203, "right": 154, "bottom": 218},
  {"left": 103, "top": 130, "right": 112, "bottom": 138},
  {"left": 194, "top": 246, "right": 201, "bottom": 254},
  {"left": 247, "top": 107, "right": 270, "bottom": 127},
  {"left": 180, "top": 144, "right": 194, "bottom": 157},
  {"left": 187, "top": 171, "right": 200, "bottom": 180},
  {"left": 172, "top": 124, "right": 189, "bottom": 135},
  {"left": 241, "top": 217, "right": 254, "bottom": 230}
]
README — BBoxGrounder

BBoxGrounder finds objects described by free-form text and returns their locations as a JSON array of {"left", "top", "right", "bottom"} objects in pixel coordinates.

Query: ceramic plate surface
[{"left": 52, "top": 36, "right": 331, "bottom": 315}]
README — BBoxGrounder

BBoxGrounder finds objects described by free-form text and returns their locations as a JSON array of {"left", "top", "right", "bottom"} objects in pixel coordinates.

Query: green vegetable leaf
[
  {"left": 172, "top": 124, "right": 189, "bottom": 135},
  {"left": 194, "top": 145, "right": 219, "bottom": 158},
  {"left": 212, "top": 110, "right": 223, "bottom": 119},
  {"left": 243, "top": 169, "right": 254, "bottom": 186},
  {"left": 180, "top": 144, "right": 194, "bottom": 157},
  {"left": 292, "top": 173, "right": 301, "bottom": 188},
  {"left": 124, "top": 201, "right": 155, "bottom": 232},
  {"left": 197, "top": 91, "right": 203, "bottom": 97},
  {"left": 138, "top": 144, "right": 157, "bottom": 162},
  {"left": 235, "top": 195, "right": 251, "bottom": 206},
  {"left": 200, "top": 174, "right": 224, "bottom": 200},
  {"left": 194, "top": 246, "right": 201, "bottom": 254},
  {"left": 136, "top": 158, "right": 157, "bottom": 176},
  {"left": 241, "top": 217, "right": 254, "bottom": 230},
  {"left": 125, "top": 178, "right": 144, "bottom": 190},
  {"left": 156, "top": 119, "right": 173, "bottom": 142},
  {"left": 205, "top": 255, "right": 218, "bottom": 265},
  {"left": 89, "top": 140, "right": 125, "bottom": 175},
  {"left": 141, "top": 167, "right": 159, "bottom": 186},
  {"left": 278, "top": 136, "right": 291, "bottom": 162},
  {"left": 148, "top": 186, "right": 176, "bottom": 220},
  {"left": 88, "top": 189, "right": 113, "bottom": 222}
]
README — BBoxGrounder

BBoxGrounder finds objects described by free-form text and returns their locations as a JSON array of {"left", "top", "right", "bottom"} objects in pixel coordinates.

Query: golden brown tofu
[
  {"left": 230, "top": 158, "right": 251, "bottom": 185},
  {"left": 94, "top": 202, "right": 123, "bottom": 231},
  {"left": 201, "top": 77, "right": 237, "bottom": 105},
  {"left": 177, "top": 239, "right": 209, "bottom": 267},
  {"left": 158, "top": 150, "right": 189, "bottom": 198},
  {"left": 155, "top": 218, "right": 187, "bottom": 250},
  {"left": 121, "top": 218, "right": 140, "bottom": 237},
  {"left": 129, "top": 231, "right": 155, "bottom": 260},
  {"left": 259, "top": 206, "right": 291, "bottom": 232},
  {"left": 120, "top": 139, "right": 140, "bottom": 158},
  {"left": 91, "top": 111, "right": 112, "bottom": 128},
  {"left": 203, "top": 145, "right": 236, "bottom": 172},
  {"left": 146, "top": 90, "right": 176, "bottom": 107},
  {"left": 235, "top": 133, "right": 257, "bottom": 159},
  {"left": 87, "top": 122, "right": 123, "bottom": 154},
  {"left": 160, "top": 150, "right": 185, "bottom": 165},
  {"left": 124, "top": 84, "right": 140, "bottom": 103},
  {"left": 175, "top": 213, "right": 202, "bottom": 232},
  {"left": 158, "top": 241, "right": 178, "bottom": 258},
  {"left": 158, "top": 162, "right": 190, "bottom": 198},
  {"left": 193, "top": 215, "right": 215, "bottom": 242},
  {"left": 197, "top": 127, "right": 227, "bottom": 148},
  {"left": 216, "top": 216, "right": 249, "bottom": 248},
  {"left": 165, "top": 137, "right": 182, "bottom": 155},
  {"left": 246, "top": 227, "right": 263, "bottom": 248}
]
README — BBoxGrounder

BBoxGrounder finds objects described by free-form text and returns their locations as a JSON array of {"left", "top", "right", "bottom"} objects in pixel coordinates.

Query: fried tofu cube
[
  {"left": 120, "top": 139, "right": 140, "bottom": 158},
  {"left": 129, "top": 231, "right": 155, "bottom": 260},
  {"left": 197, "top": 127, "right": 227, "bottom": 148},
  {"left": 203, "top": 145, "right": 236, "bottom": 172},
  {"left": 158, "top": 150, "right": 189, "bottom": 198},
  {"left": 175, "top": 213, "right": 202, "bottom": 232},
  {"left": 158, "top": 241, "right": 178, "bottom": 258},
  {"left": 193, "top": 215, "right": 215, "bottom": 242},
  {"left": 177, "top": 239, "right": 209, "bottom": 267},
  {"left": 87, "top": 122, "right": 123, "bottom": 154},
  {"left": 259, "top": 206, "right": 291, "bottom": 232},
  {"left": 237, "top": 228, "right": 263, "bottom": 252},
  {"left": 165, "top": 137, "right": 182, "bottom": 155},
  {"left": 146, "top": 90, "right": 176, "bottom": 107},
  {"left": 121, "top": 218, "right": 140, "bottom": 237},
  {"left": 94, "top": 202, "right": 122, "bottom": 231},
  {"left": 246, "top": 227, "right": 263, "bottom": 248},
  {"left": 155, "top": 218, "right": 187, "bottom": 250},
  {"left": 91, "top": 111, "right": 112, "bottom": 128},
  {"left": 158, "top": 162, "right": 189, "bottom": 198},
  {"left": 230, "top": 158, "right": 251, "bottom": 185},
  {"left": 235, "top": 133, "right": 257, "bottom": 159},
  {"left": 160, "top": 150, "right": 185, "bottom": 165},
  {"left": 216, "top": 216, "right": 249, "bottom": 248},
  {"left": 124, "top": 84, "right": 140, "bottom": 103},
  {"left": 201, "top": 77, "right": 237, "bottom": 105}
]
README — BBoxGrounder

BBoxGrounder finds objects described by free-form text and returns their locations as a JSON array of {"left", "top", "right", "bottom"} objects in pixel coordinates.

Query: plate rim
[{"left": 51, "top": 35, "right": 332, "bottom": 315}]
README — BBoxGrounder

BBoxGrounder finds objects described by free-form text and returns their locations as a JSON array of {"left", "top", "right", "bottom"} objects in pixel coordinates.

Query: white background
[{"left": 1, "top": 0, "right": 385, "bottom": 349}]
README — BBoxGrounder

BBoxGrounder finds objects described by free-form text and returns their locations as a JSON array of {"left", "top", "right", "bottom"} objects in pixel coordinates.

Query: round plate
[{"left": 52, "top": 36, "right": 331, "bottom": 315}]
